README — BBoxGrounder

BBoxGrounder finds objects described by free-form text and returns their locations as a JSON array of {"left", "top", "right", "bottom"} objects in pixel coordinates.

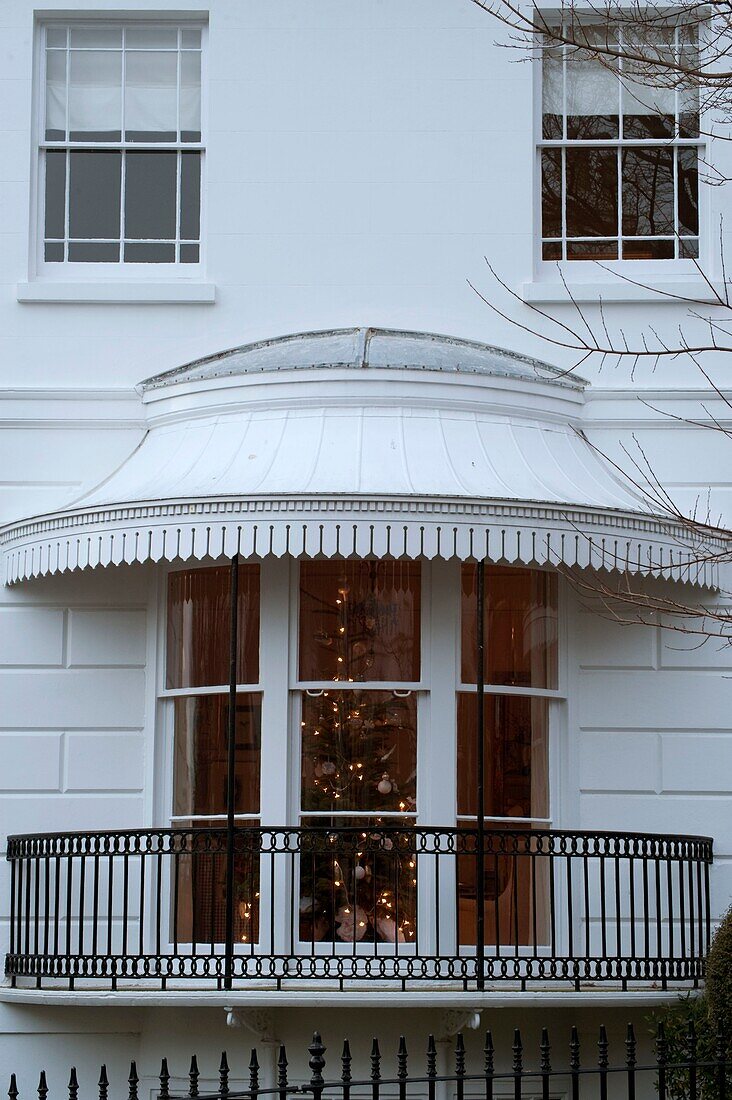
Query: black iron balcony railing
[{"left": 6, "top": 825, "right": 713, "bottom": 991}]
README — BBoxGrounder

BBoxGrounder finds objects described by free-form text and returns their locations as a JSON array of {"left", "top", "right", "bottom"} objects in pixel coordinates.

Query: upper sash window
[
  {"left": 41, "top": 23, "right": 203, "bottom": 267},
  {"left": 540, "top": 22, "right": 701, "bottom": 260}
]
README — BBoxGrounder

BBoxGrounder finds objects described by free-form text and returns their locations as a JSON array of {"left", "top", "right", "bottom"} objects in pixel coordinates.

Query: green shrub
[
  {"left": 707, "top": 904, "right": 732, "bottom": 1045},
  {"left": 649, "top": 907, "right": 732, "bottom": 1099}
]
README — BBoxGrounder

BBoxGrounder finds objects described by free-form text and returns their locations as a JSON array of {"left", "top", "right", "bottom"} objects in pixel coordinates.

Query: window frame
[
  {"left": 535, "top": 17, "right": 706, "bottom": 271},
  {"left": 31, "top": 16, "right": 207, "bottom": 281}
]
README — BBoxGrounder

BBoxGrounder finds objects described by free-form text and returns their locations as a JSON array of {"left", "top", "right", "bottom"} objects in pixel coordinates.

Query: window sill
[
  {"left": 16, "top": 281, "right": 216, "bottom": 305},
  {"left": 521, "top": 278, "right": 724, "bottom": 305}
]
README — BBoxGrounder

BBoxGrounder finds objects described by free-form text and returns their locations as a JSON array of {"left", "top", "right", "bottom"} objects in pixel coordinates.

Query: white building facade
[{"left": 0, "top": 0, "right": 731, "bottom": 1095}]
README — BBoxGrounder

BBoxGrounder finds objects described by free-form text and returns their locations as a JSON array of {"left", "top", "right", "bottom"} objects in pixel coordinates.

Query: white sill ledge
[
  {"left": 522, "top": 278, "right": 724, "bottom": 304},
  {"left": 17, "top": 280, "right": 216, "bottom": 305}
]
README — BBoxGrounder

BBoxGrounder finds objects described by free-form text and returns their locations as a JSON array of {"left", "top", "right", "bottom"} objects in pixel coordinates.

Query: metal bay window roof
[{"left": 1, "top": 327, "right": 723, "bottom": 585}]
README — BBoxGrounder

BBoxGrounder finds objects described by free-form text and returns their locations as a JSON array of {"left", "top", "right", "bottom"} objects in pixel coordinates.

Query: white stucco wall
[{"left": 0, "top": 0, "right": 731, "bottom": 1089}]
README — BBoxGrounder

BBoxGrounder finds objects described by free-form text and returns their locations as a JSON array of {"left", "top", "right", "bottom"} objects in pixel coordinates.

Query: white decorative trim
[
  {"left": 16, "top": 281, "right": 216, "bottom": 305},
  {"left": 0, "top": 494, "right": 722, "bottom": 588}
]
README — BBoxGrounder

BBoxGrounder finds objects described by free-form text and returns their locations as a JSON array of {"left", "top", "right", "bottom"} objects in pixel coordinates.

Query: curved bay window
[{"left": 161, "top": 559, "right": 560, "bottom": 962}]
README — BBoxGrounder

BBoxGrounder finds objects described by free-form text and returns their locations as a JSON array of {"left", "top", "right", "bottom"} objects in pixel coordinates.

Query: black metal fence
[
  {"left": 6, "top": 825, "right": 713, "bottom": 991},
  {"left": 5, "top": 1025, "right": 730, "bottom": 1100}
]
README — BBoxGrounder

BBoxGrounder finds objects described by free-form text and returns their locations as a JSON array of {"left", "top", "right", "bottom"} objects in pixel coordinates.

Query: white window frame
[
  {"left": 535, "top": 17, "right": 706, "bottom": 273},
  {"left": 31, "top": 17, "right": 207, "bottom": 282}
]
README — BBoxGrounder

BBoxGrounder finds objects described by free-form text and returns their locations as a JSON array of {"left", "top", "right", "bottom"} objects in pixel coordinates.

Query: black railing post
[
  {"left": 475, "top": 558, "right": 486, "bottom": 990},
  {"left": 309, "top": 1033, "right": 326, "bottom": 1100},
  {"left": 224, "top": 553, "right": 240, "bottom": 991}
]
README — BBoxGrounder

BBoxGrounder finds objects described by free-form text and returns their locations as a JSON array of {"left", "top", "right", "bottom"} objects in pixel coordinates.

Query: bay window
[
  {"left": 41, "top": 23, "right": 203, "bottom": 268},
  {"left": 160, "top": 560, "right": 560, "bottom": 955}
]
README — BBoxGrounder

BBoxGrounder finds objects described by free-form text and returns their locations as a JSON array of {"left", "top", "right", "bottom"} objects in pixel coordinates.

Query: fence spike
[
  {"left": 98, "top": 1066, "right": 108, "bottom": 1100},
  {"left": 38, "top": 1072, "right": 48, "bottom": 1100},
  {"left": 249, "top": 1049, "right": 260, "bottom": 1094},
  {"left": 219, "top": 1052, "right": 230, "bottom": 1097},
  {"left": 309, "top": 1034, "right": 327, "bottom": 1091},
  {"left": 484, "top": 1033, "right": 494, "bottom": 1077},
  {"left": 397, "top": 1037, "right": 408, "bottom": 1081},
  {"left": 370, "top": 1039, "right": 381, "bottom": 1083},
  {"left": 625, "top": 1025, "right": 636, "bottom": 1069},
  {"left": 278, "top": 1045, "right": 289, "bottom": 1092},
  {"left": 512, "top": 1030, "right": 523, "bottom": 1077},
  {"left": 570, "top": 1027, "right": 581, "bottom": 1072},
  {"left": 656, "top": 1022, "right": 668, "bottom": 1100},
  {"left": 598, "top": 1026, "right": 609, "bottom": 1069},
  {"left": 454, "top": 1034, "right": 465, "bottom": 1078},
  {"left": 341, "top": 1041, "right": 352, "bottom": 1086},
  {"left": 9, "top": 1075, "right": 18, "bottom": 1100},
  {"left": 540, "top": 1029, "right": 551, "bottom": 1074},
  {"left": 68, "top": 1068, "right": 79, "bottom": 1100},
  {"left": 158, "top": 1060, "right": 169, "bottom": 1100},
  {"left": 426, "top": 1036, "right": 437, "bottom": 1080},
  {"left": 189, "top": 1056, "right": 199, "bottom": 1100},
  {"left": 716, "top": 1024, "right": 728, "bottom": 1100},
  {"left": 129, "top": 1061, "right": 139, "bottom": 1100}
]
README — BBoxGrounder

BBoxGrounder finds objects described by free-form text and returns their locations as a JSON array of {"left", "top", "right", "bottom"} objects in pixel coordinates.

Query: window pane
[
  {"left": 621, "top": 61, "right": 675, "bottom": 138},
  {"left": 680, "top": 237, "right": 699, "bottom": 258},
  {"left": 180, "top": 242, "right": 200, "bottom": 263},
  {"left": 541, "top": 148, "right": 562, "bottom": 240},
  {"left": 173, "top": 692, "right": 261, "bottom": 816},
  {"left": 678, "top": 146, "right": 699, "bottom": 236},
  {"left": 622, "top": 239, "right": 674, "bottom": 259},
  {"left": 566, "top": 47, "right": 619, "bottom": 138},
  {"left": 70, "top": 27, "right": 122, "bottom": 47},
  {"left": 45, "top": 242, "right": 64, "bottom": 262},
  {"left": 566, "top": 147, "right": 618, "bottom": 237},
  {"left": 125, "top": 49, "right": 178, "bottom": 140},
  {"left": 125, "top": 26, "right": 178, "bottom": 48},
  {"left": 541, "top": 43, "right": 563, "bottom": 139},
  {"left": 46, "top": 27, "right": 67, "bottom": 47},
  {"left": 174, "top": 823, "right": 260, "bottom": 947},
  {"left": 125, "top": 151, "right": 177, "bottom": 239},
  {"left": 167, "top": 565, "right": 260, "bottom": 689},
  {"left": 45, "top": 48, "right": 67, "bottom": 139},
  {"left": 44, "top": 150, "right": 66, "bottom": 239},
  {"left": 68, "top": 151, "right": 121, "bottom": 239},
  {"left": 67, "top": 241, "right": 119, "bottom": 261},
  {"left": 299, "top": 561, "right": 421, "bottom": 682},
  {"left": 301, "top": 690, "right": 417, "bottom": 814},
  {"left": 461, "top": 565, "right": 558, "bottom": 688},
  {"left": 68, "top": 50, "right": 122, "bottom": 140},
  {"left": 180, "top": 50, "right": 202, "bottom": 141},
  {"left": 181, "top": 28, "right": 202, "bottom": 48},
  {"left": 124, "top": 242, "right": 176, "bottom": 262},
  {"left": 456, "top": 694, "right": 548, "bottom": 819},
  {"left": 622, "top": 146, "right": 674, "bottom": 236},
  {"left": 567, "top": 240, "right": 618, "bottom": 259},
  {"left": 298, "top": 817, "right": 417, "bottom": 945},
  {"left": 180, "top": 151, "right": 201, "bottom": 239},
  {"left": 542, "top": 241, "right": 562, "bottom": 260}
]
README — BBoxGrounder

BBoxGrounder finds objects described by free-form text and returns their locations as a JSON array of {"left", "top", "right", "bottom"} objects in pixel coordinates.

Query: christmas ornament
[{"left": 377, "top": 772, "right": 393, "bottom": 795}]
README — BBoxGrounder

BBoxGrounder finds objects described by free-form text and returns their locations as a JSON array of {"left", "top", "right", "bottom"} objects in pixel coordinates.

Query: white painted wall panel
[
  {"left": 577, "top": 670, "right": 732, "bottom": 730},
  {"left": 65, "top": 733, "right": 145, "bottom": 792},
  {"left": 578, "top": 731, "right": 659, "bottom": 793},
  {"left": 662, "top": 735, "right": 732, "bottom": 792},
  {"left": 0, "top": 794, "right": 144, "bottom": 836},
  {"left": 67, "top": 610, "right": 147, "bottom": 668},
  {"left": 0, "top": 608, "right": 64, "bottom": 665},
  {"left": 0, "top": 670, "right": 145, "bottom": 729},
  {"left": 576, "top": 612, "right": 656, "bottom": 670},
  {"left": 0, "top": 733, "right": 61, "bottom": 790}
]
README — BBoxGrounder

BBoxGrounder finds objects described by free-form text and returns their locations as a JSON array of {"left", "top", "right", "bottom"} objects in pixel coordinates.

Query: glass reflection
[
  {"left": 299, "top": 561, "right": 421, "bottom": 682},
  {"left": 167, "top": 565, "right": 260, "bottom": 689},
  {"left": 173, "top": 693, "right": 261, "bottom": 817},
  {"left": 461, "top": 566, "right": 558, "bottom": 688},
  {"left": 301, "top": 691, "right": 417, "bottom": 814}
]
